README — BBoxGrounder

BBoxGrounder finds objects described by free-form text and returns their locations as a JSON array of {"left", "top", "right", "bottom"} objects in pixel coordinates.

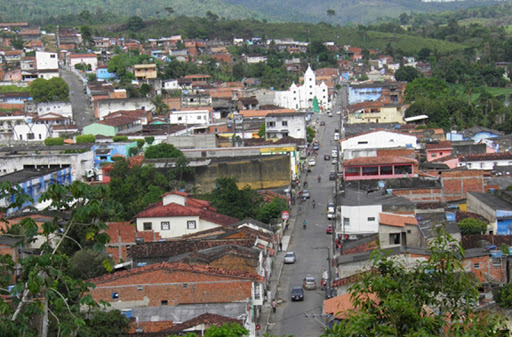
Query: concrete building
[
  {"left": 168, "top": 109, "right": 212, "bottom": 125},
  {"left": 274, "top": 65, "right": 330, "bottom": 111},
  {"left": 68, "top": 53, "right": 98, "bottom": 72},
  {"left": 467, "top": 192, "right": 512, "bottom": 235},
  {"left": 133, "top": 64, "right": 157, "bottom": 81},
  {"left": 458, "top": 152, "right": 512, "bottom": 170},
  {"left": 25, "top": 101, "right": 73, "bottom": 117},
  {"left": 134, "top": 192, "right": 239, "bottom": 239},
  {"left": 35, "top": 51, "right": 59, "bottom": 79},
  {"left": 94, "top": 98, "right": 154, "bottom": 120},
  {"left": 265, "top": 112, "right": 306, "bottom": 140}
]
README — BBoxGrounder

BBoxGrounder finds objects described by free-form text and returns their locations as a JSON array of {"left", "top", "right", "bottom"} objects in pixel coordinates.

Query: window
[
  {"left": 161, "top": 300, "right": 168, "bottom": 306},
  {"left": 187, "top": 220, "right": 196, "bottom": 229},
  {"left": 183, "top": 283, "right": 188, "bottom": 288},
  {"left": 267, "top": 121, "right": 276, "bottom": 127},
  {"left": 473, "top": 263, "right": 480, "bottom": 269},
  {"left": 161, "top": 222, "right": 170, "bottom": 230},
  {"left": 431, "top": 153, "right": 437, "bottom": 158},
  {"left": 27, "top": 133, "right": 34, "bottom": 140},
  {"left": 111, "top": 292, "right": 119, "bottom": 299},
  {"left": 50, "top": 54, "right": 56, "bottom": 58},
  {"left": 480, "top": 163, "right": 485, "bottom": 169},
  {"left": 389, "top": 233, "right": 400, "bottom": 245},
  {"left": 137, "top": 285, "right": 143, "bottom": 291},
  {"left": 143, "top": 222, "right": 152, "bottom": 231},
  {"left": 343, "top": 217, "right": 350, "bottom": 226},
  {"left": 38, "top": 134, "right": 42, "bottom": 140},
  {"left": 367, "top": 217, "right": 375, "bottom": 221},
  {"left": 493, "top": 258, "right": 502, "bottom": 267},
  {"left": 197, "top": 116, "right": 201, "bottom": 120},
  {"left": 357, "top": 141, "right": 368, "bottom": 145},
  {"left": 282, "top": 121, "right": 288, "bottom": 126},
  {"left": 178, "top": 117, "right": 182, "bottom": 121}
]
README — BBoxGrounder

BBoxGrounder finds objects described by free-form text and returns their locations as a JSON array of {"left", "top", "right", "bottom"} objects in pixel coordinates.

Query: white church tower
[{"left": 274, "top": 64, "right": 331, "bottom": 111}]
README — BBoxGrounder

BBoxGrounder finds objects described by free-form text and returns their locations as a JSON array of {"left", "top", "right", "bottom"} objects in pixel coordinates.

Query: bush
[
  {"left": 496, "top": 283, "right": 512, "bottom": 308},
  {"left": 144, "top": 136, "right": 155, "bottom": 145},
  {"left": 128, "top": 147, "right": 138, "bottom": 157},
  {"left": 44, "top": 137, "right": 64, "bottom": 146},
  {"left": 113, "top": 135, "right": 128, "bottom": 142},
  {"left": 135, "top": 139, "right": 145, "bottom": 148},
  {"left": 457, "top": 218, "right": 487, "bottom": 235},
  {"left": 76, "top": 134, "right": 96, "bottom": 143}
]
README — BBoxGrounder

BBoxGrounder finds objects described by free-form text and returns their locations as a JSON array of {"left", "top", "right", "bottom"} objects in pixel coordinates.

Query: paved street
[
  {"left": 60, "top": 69, "right": 95, "bottom": 131},
  {"left": 271, "top": 111, "right": 340, "bottom": 337}
]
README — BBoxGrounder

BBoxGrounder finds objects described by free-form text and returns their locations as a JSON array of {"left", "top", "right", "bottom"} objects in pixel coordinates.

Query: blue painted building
[
  {"left": 348, "top": 84, "right": 383, "bottom": 105},
  {"left": 96, "top": 67, "right": 117, "bottom": 80},
  {"left": 0, "top": 167, "right": 73, "bottom": 214},
  {"left": 467, "top": 192, "right": 512, "bottom": 235},
  {"left": 91, "top": 142, "right": 138, "bottom": 168}
]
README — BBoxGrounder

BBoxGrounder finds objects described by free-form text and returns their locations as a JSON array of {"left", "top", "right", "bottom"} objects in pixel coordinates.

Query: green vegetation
[
  {"left": 457, "top": 218, "right": 488, "bottom": 235},
  {"left": 29, "top": 78, "right": 69, "bottom": 103},
  {"left": 44, "top": 137, "right": 65, "bottom": 146},
  {"left": 144, "top": 143, "right": 185, "bottom": 159},
  {"left": 76, "top": 134, "right": 96, "bottom": 143},
  {"left": 0, "top": 85, "right": 29, "bottom": 93},
  {"left": 112, "top": 135, "right": 128, "bottom": 142},
  {"left": 323, "top": 229, "right": 504, "bottom": 336}
]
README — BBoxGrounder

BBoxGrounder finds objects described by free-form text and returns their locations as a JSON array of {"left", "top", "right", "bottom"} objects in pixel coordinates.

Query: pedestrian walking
[
  {"left": 279, "top": 242, "right": 283, "bottom": 252},
  {"left": 272, "top": 299, "right": 277, "bottom": 313}
]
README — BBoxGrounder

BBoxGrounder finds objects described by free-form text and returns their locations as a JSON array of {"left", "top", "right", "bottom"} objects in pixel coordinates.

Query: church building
[{"left": 274, "top": 65, "right": 331, "bottom": 112}]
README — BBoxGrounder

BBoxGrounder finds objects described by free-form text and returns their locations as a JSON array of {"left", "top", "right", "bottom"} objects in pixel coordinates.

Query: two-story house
[
  {"left": 265, "top": 112, "right": 306, "bottom": 140},
  {"left": 134, "top": 192, "right": 239, "bottom": 239}
]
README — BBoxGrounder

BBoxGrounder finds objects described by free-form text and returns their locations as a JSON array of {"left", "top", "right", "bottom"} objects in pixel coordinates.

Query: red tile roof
[
  {"left": 461, "top": 152, "right": 512, "bottom": 161},
  {"left": 324, "top": 292, "right": 377, "bottom": 319},
  {"left": 90, "top": 261, "right": 264, "bottom": 284},
  {"left": 98, "top": 116, "right": 138, "bottom": 127},
  {"left": 135, "top": 202, "right": 238, "bottom": 226},
  {"left": 425, "top": 141, "right": 453, "bottom": 150},
  {"left": 343, "top": 156, "right": 417, "bottom": 166},
  {"left": 379, "top": 213, "right": 418, "bottom": 227}
]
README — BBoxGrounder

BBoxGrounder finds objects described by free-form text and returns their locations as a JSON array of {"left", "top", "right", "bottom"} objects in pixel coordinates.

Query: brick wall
[
  {"left": 462, "top": 234, "right": 512, "bottom": 249},
  {"left": 90, "top": 269, "right": 253, "bottom": 307},
  {"left": 462, "top": 255, "right": 506, "bottom": 283}
]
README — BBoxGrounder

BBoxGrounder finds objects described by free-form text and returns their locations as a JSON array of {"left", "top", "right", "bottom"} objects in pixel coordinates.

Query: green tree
[
  {"left": 145, "top": 136, "right": 155, "bottom": 145},
  {"left": 77, "top": 310, "right": 130, "bottom": 337},
  {"left": 30, "top": 78, "right": 70, "bottom": 102},
  {"left": 405, "top": 77, "right": 448, "bottom": 102},
  {"left": 112, "top": 135, "right": 128, "bottom": 142},
  {"left": 323, "top": 229, "right": 503, "bottom": 337},
  {"left": 145, "top": 143, "right": 185, "bottom": 159},
  {"left": 209, "top": 177, "right": 261, "bottom": 220},
  {"left": 204, "top": 323, "right": 248, "bottom": 337},
  {"left": 80, "top": 25, "right": 93, "bottom": 45},
  {"left": 258, "top": 123, "right": 265, "bottom": 139},
  {"left": 306, "top": 126, "right": 315, "bottom": 143},
  {"left": 69, "top": 249, "right": 112, "bottom": 280},
  {"left": 327, "top": 9, "right": 336, "bottom": 25},
  {"left": 151, "top": 95, "right": 169, "bottom": 115},
  {"left": 10, "top": 34, "right": 24, "bottom": 50},
  {"left": 457, "top": 217, "right": 488, "bottom": 235},
  {"left": 0, "top": 182, "right": 112, "bottom": 336},
  {"left": 394, "top": 66, "right": 422, "bottom": 82},
  {"left": 496, "top": 283, "right": 512, "bottom": 308},
  {"left": 257, "top": 196, "right": 288, "bottom": 224},
  {"left": 127, "top": 16, "right": 145, "bottom": 31}
]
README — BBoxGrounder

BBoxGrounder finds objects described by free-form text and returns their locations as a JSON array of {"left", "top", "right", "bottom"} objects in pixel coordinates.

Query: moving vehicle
[
  {"left": 302, "top": 189, "right": 311, "bottom": 198},
  {"left": 326, "top": 224, "right": 333, "bottom": 234},
  {"left": 327, "top": 212, "right": 335, "bottom": 220},
  {"left": 284, "top": 252, "right": 296, "bottom": 264},
  {"left": 334, "top": 132, "right": 340, "bottom": 141},
  {"left": 329, "top": 172, "right": 336, "bottom": 180},
  {"left": 320, "top": 121, "right": 326, "bottom": 126},
  {"left": 308, "top": 158, "right": 316, "bottom": 166},
  {"left": 303, "top": 276, "right": 317, "bottom": 290},
  {"left": 328, "top": 112, "right": 333, "bottom": 117},
  {"left": 291, "top": 287, "right": 304, "bottom": 301},
  {"left": 327, "top": 202, "right": 335, "bottom": 213},
  {"left": 324, "top": 154, "right": 331, "bottom": 161}
]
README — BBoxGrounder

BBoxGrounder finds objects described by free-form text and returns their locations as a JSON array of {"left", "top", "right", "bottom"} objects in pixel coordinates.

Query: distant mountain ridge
[{"left": 0, "top": 0, "right": 508, "bottom": 24}]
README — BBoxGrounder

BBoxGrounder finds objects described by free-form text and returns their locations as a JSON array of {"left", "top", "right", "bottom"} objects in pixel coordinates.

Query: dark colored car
[
  {"left": 291, "top": 287, "right": 304, "bottom": 301},
  {"left": 324, "top": 154, "right": 331, "bottom": 160},
  {"left": 329, "top": 172, "right": 336, "bottom": 180},
  {"left": 320, "top": 121, "right": 326, "bottom": 126}
]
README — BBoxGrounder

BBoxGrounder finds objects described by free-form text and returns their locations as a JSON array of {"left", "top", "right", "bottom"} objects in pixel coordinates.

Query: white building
[
  {"left": 10, "top": 113, "right": 74, "bottom": 141},
  {"left": 274, "top": 65, "right": 330, "bottom": 111},
  {"left": 68, "top": 53, "right": 98, "bottom": 72},
  {"left": 340, "top": 130, "right": 418, "bottom": 160},
  {"left": 25, "top": 101, "right": 73, "bottom": 118},
  {"left": 458, "top": 152, "right": 512, "bottom": 170},
  {"left": 35, "top": 51, "right": 59, "bottom": 80},
  {"left": 168, "top": 109, "right": 211, "bottom": 125},
  {"left": 163, "top": 79, "right": 179, "bottom": 91},
  {"left": 265, "top": 112, "right": 306, "bottom": 140},
  {"left": 135, "top": 192, "right": 239, "bottom": 239},
  {"left": 95, "top": 98, "right": 154, "bottom": 120}
]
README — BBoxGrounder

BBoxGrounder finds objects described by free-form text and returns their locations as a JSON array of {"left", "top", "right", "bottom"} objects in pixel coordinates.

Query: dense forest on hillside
[{"left": 0, "top": 0, "right": 507, "bottom": 25}]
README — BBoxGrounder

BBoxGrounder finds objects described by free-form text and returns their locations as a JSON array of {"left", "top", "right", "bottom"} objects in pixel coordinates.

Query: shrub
[
  {"left": 135, "top": 139, "right": 145, "bottom": 148},
  {"left": 113, "top": 135, "right": 128, "bottom": 142},
  {"left": 144, "top": 136, "right": 155, "bottom": 145},
  {"left": 76, "top": 134, "right": 96, "bottom": 143},
  {"left": 457, "top": 218, "right": 487, "bottom": 235},
  {"left": 44, "top": 137, "right": 64, "bottom": 146},
  {"left": 128, "top": 147, "right": 138, "bottom": 157}
]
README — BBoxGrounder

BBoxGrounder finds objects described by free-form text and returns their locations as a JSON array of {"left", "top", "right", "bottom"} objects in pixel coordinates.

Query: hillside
[{"left": 0, "top": 0, "right": 508, "bottom": 25}]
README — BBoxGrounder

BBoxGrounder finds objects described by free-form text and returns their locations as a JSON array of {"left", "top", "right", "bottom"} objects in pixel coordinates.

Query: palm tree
[
  {"left": 327, "top": 9, "right": 336, "bottom": 25},
  {"left": 151, "top": 95, "right": 169, "bottom": 116}
]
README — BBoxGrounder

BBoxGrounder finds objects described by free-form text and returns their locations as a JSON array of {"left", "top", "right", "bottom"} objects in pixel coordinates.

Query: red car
[{"left": 326, "top": 224, "right": 333, "bottom": 234}]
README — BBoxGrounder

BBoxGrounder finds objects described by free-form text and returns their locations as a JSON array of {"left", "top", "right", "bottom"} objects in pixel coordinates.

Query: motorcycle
[
  {"left": 318, "top": 175, "right": 321, "bottom": 183},
  {"left": 303, "top": 220, "right": 307, "bottom": 230},
  {"left": 312, "top": 200, "right": 316, "bottom": 208}
]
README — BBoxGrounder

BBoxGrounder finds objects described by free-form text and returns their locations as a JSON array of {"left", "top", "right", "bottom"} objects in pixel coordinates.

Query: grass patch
[
  {"left": 449, "top": 84, "right": 512, "bottom": 103},
  {"left": 0, "top": 85, "right": 29, "bottom": 93}
]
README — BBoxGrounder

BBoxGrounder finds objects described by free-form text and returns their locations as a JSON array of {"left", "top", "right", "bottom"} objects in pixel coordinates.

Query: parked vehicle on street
[
  {"left": 324, "top": 154, "right": 331, "bottom": 161},
  {"left": 291, "top": 287, "right": 304, "bottom": 301},
  {"left": 302, "top": 189, "right": 311, "bottom": 198},
  {"left": 284, "top": 252, "right": 296, "bottom": 264},
  {"left": 303, "top": 275, "right": 317, "bottom": 290},
  {"left": 327, "top": 202, "right": 335, "bottom": 213},
  {"left": 308, "top": 158, "right": 316, "bottom": 166},
  {"left": 329, "top": 172, "right": 336, "bottom": 180},
  {"left": 327, "top": 212, "right": 335, "bottom": 220},
  {"left": 326, "top": 224, "right": 333, "bottom": 234}
]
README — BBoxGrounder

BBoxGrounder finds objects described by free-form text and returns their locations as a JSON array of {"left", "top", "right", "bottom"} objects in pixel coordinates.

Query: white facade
[
  {"left": 274, "top": 65, "right": 330, "bottom": 111},
  {"left": 460, "top": 159, "right": 512, "bottom": 170},
  {"left": 69, "top": 55, "right": 98, "bottom": 72},
  {"left": 96, "top": 98, "right": 154, "bottom": 120},
  {"left": 341, "top": 130, "right": 418, "bottom": 160},
  {"left": 14, "top": 123, "right": 51, "bottom": 141},
  {"left": 163, "top": 79, "right": 179, "bottom": 90},
  {"left": 33, "top": 101, "right": 72, "bottom": 117},
  {"left": 169, "top": 109, "right": 211, "bottom": 125},
  {"left": 265, "top": 113, "right": 306, "bottom": 140},
  {"left": 340, "top": 204, "right": 382, "bottom": 235},
  {"left": 36, "top": 51, "right": 59, "bottom": 71}
]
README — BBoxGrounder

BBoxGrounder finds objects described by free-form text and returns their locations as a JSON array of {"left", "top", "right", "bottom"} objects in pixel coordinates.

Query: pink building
[
  {"left": 426, "top": 141, "right": 453, "bottom": 162},
  {"left": 343, "top": 156, "right": 418, "bottom": 181}
]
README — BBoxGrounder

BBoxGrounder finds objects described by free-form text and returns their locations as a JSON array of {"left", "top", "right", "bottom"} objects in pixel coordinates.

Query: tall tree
[
  {"left": 0, "top": 181, "right": 112, "bottom": 336},
  {"left": 30, "top": 78, "right": 70, "bottom": 102},
  {"left": 322, "top": 229, "right": 504, "bottom": 337},
  {"left": 150, "top": 94, "right": 169, "bottom": 115},
  {"left": 327, "top": 9, "right": 336, "bottom": 25},
  {"left": 208, "top": 177, "right": 261, "bottom": 220}
]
